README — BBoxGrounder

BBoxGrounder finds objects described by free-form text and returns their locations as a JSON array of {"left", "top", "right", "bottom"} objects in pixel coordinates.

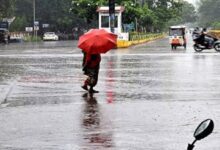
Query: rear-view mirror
[{"left": 194, "top": 119, "right": 214, "bottom": 140}]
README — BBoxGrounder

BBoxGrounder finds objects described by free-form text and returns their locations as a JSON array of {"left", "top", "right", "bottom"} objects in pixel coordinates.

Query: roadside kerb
[{"left": 117, "top": 34, "right": 166, "bottom": 48}]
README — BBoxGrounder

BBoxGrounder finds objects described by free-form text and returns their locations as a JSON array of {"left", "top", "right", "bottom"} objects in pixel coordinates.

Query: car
[
  {"left": 43, "top": 32, "right": 59, "bottom": 41},
  {"left": 0, "top": 28, "right": 10, "bottom": 44}
]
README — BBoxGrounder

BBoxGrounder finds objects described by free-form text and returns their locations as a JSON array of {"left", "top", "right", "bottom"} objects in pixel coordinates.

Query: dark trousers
[{"left": 84, "top": 68, "right": 99, "bottom": 87}]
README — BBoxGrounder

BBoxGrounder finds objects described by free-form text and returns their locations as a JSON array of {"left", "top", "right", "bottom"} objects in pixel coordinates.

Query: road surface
[{"left": 0, "top": 35, "right": 220, "bottom": 150}]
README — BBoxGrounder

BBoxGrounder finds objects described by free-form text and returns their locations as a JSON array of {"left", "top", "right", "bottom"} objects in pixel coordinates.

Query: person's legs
[
  {"left": 89, "top": 86, "right": 99, "bottom": 93},
  {"left": 89, "top": 73, "right": 99, "bottom": 93},
  {"left": 81, "top": 77, "right": 89, "bottom": 91}
]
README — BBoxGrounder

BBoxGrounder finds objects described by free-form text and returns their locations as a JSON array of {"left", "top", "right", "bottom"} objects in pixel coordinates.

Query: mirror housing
[
  {"left": 194, "top": 119, "right": 214, "bottom": 141},
  {"left": 188, "top": 119, "right": 214, "bottom": 150}
]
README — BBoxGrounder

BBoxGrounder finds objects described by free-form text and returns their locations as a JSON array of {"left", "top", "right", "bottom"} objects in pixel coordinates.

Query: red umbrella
[{"left": 78, "top": 29, "right": 117, "bottom": 54}]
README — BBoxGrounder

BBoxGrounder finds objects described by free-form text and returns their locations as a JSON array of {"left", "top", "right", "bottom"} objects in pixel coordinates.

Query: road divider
[
  {"left": 117, "top": 33, "right": 165, "bottom": 48},
  {"left": 209, "top": 30, "right": 220, "bottom": 38}
]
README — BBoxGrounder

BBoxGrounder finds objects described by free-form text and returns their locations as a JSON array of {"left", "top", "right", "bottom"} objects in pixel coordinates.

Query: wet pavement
[{"left": 0, "top": 34, "right": 220, "bottom": 150}]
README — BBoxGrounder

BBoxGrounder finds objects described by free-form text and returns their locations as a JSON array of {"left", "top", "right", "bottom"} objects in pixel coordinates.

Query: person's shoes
[
  {"left": 89, "top": 88, "right": 99, "bottom": 93},
  {"left": 81, "top": 85, "right": 88, "bottom": 91}
]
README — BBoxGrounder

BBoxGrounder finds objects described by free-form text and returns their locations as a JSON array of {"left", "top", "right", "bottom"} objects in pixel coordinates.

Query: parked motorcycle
[
  {"left": 193, "top": 35, "right": 220, "bottom": 52},
  {"left": 187, "top": 119, "right": 214, "bottom": 150}
]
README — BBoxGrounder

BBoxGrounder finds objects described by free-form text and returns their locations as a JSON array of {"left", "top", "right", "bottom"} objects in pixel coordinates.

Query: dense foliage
[
  {"left": 0, "top": 0, "right": 15, "bottom": 19},
  {"left": 70, "top": 0, "right": 186, "bottom": 32},
  {"left": 197, "top": 0, "right": 220, "bottom": 29},
  {"left": 0, "top": 0, "right": 198, "bottom": 34}
]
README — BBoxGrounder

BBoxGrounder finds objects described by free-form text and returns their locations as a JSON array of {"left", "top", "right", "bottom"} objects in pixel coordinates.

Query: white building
[{"left": 97, "top": 6, "right": 129, "bottom": 40}]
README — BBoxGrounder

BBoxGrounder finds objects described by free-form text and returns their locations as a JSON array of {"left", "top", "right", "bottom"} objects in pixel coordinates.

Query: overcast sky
[{"left": 185, "top": 0, "right": 198, "bottom": 5}]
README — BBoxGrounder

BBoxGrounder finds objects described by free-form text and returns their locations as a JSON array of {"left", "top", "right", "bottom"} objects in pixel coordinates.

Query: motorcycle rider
[
  {"left": 192, "top": 27, "right": 200, "bottom": 41},
  {"left": 193, "top": 27, "right": 214, "bottom": 48},
  {"left": 202, "top": 28, "right": 215, "bottom": 48}
]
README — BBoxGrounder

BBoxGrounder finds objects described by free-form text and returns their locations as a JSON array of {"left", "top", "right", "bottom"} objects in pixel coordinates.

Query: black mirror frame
[{"left": 193, "top": 119, "right": 214, "bottom": 141}]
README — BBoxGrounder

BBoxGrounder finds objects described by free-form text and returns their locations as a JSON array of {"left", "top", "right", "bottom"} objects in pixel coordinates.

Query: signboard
[
  {"left": 117, "top": 32, "right": 129, "bottom": 41},
  {"left": 34, "top": 21, "right": 39, "bottom": 26},
  {"left": 3, "top": 17, "right": 15, "bottom": 25},
  {"left": 33, "top": 21, "right": 39, "bottom": 31},
  {"left": 0, "top": 22, "right": 9, "bottom": 29},
  {"left": 42, "top": 24, "right": 49, "bottom": 28},
  {"left": 25, "top": 27, "right": 33, "bottom": 32},
  {"left": 34, "top": 26, "right": 39, "bottom": 31},
  {"left": 123, "top": 23, "right": 135, "bottom": 32}
]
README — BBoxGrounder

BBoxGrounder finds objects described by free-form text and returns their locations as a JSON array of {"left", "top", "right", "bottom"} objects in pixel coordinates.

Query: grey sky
[{"left": 185, "top": 0, "right": 198, "bottom": 5}]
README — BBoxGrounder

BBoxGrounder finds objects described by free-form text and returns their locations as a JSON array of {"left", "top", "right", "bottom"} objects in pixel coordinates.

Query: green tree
[
  {"left": 121, "top": 1, "right": 142, "bottom": 24},
  {"left": 211, "top": 22, "right": 220, "bottom": 30},
  {"left": 70, "top": 0, "right": 106, "bottom": 28},
  {"left": 36, "top": 0, "right": 74, "bottom": 32},
  {"left": 13, "top": 0, "right": 77, "bottom": 33},
  {"left": 198, "top": 0, "right": 220, "bottom": 27},
  {"left": 168, "top": 0, "right": 197, "bottom": 25},
  {"left": 180, "top": 1, "right": 197, "bottom": 23},
  {"left": 0, "top": 0, "right": 15, "bottom": 19},
  {"left": 69, "top": 0, "right": 186, "bottom": 32},
  {"left": 10, "top": 16, "right": 28, "bottom": 31},
  {"left": 13, "top": 0, "right": 34, "bottom": 28},
  {"left": 141, "top": 0, "right": 184, "bottom": 30},
  {"left": 7, "top": 0, "right": 187, "bottom": 33},
  {"left": 139, "top": 5, "right": 158, "bottom": 32}
]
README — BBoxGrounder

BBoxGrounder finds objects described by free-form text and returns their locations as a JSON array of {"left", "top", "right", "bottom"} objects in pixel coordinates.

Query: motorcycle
[
  {"left": 187, "top": 119, "right": 214, "bottom": 150},
  {"left": 193, "top": 35, "right": 220, "bottom": 52}
]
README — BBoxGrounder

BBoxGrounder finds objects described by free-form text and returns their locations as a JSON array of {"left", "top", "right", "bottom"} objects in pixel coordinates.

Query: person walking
[
  {"left": 78, "top": 29, "right": 117, "bottom": 93},
  {"left": 81, "top": 52, "right": 101, "bottom": 93}
]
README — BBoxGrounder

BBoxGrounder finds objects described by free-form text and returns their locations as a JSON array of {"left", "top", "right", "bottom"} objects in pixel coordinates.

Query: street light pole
[
  {"left": 109, "top": 0, "right": 115, "bottom": 33},
  {"left": 33, "top": 0, "right": 36, "bottom": 39}
]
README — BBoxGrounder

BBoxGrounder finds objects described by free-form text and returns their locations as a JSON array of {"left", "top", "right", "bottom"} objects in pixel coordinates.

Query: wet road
[{"left": 0, "top": 35, "right": 220, "bottom": 150}]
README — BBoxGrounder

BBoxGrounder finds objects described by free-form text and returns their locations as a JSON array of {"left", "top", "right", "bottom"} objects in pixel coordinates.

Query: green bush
[
  {"left": 211, "top": 22, "right": 220, "bottom": 30},
  {"left": 9, "top": 16, "right": 28, "bottom": 32},
  {"left": 24, "top": 35, "right": 42, "bottom": 42},
  {"left": 129, "top": 32, "right": 163, "bottom": 41}
]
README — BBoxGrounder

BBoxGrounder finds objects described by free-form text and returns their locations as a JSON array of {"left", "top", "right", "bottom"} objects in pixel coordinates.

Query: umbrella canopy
[{"left": 78, "top": 29, "right": 117, "bottom": 54}]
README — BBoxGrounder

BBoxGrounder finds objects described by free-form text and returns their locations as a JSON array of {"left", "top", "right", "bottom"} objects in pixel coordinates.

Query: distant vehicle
[
  {"left": 43, "top": 32, "right": 59, "bottom": 41},
  {"left": 169, "top": 26, "right": 187, "bottom": 49},
  {"left": 0, "top": 28, "right": 10, "bottom": 44},
  {"left": 192, "top": 28, "right": 220, "bottom": 52}
]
